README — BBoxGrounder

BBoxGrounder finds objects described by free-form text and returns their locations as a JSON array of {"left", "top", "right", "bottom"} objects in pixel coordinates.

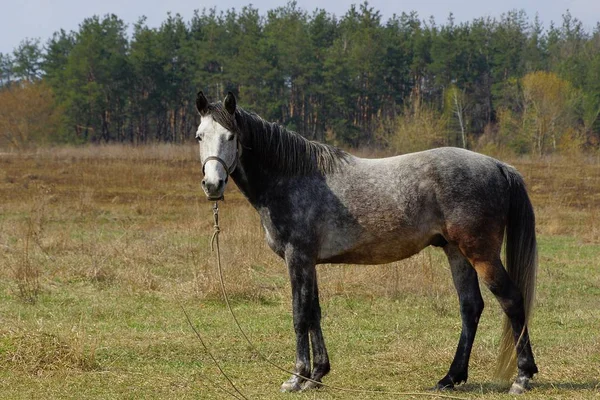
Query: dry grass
[
  {"left": 512, "top": 154, "right": 600, "bottom": 242},
  {"left": 0, "top": 144, "right": 461, "bottom": 301},
  {"left": 0, "top": 144, "right": 599, "bottom": 398},
  {"left": 0, "top": 328, "right": 98, "bottom": 374}
]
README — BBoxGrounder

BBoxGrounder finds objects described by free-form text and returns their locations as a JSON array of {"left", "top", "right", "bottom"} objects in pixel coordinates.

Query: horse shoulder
[{"left": 257, "top": 179, "right": 331, "bottom": 259}]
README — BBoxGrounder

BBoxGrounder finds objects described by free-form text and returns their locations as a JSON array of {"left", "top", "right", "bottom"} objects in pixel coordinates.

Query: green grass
[
  {"left": 1, "top": 236, "right": 598, "bottom": 399},
  {"left": 1, "top": 146, "right": 599, "bottom": 398}
]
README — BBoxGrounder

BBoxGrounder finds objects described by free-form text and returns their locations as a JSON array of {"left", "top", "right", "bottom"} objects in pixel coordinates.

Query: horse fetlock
[
  {"left": 517, "top": 360, "right": 538, "bottom": 377},
  {"left": 313, "top": 361, "right": 331, "bottom": 378},
  {"left": 294, "top": 361, "right": 310, "bottom": 376}
]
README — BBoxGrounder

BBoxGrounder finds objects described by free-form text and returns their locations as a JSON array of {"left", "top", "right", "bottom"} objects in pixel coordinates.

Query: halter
[
  {"left": 201, "top": 139, "right": 241, "bottom": 177},
  {"left": 202, "top": 156, "right": 236, "bottom": 177}
]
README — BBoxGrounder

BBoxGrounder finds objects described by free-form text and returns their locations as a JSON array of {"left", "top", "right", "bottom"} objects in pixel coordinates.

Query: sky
[{"left": 2, "top": 0, "right": 599, "bottom": 55}]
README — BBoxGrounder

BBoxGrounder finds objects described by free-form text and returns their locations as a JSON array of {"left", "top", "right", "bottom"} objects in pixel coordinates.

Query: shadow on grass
[
  {"left": 531, "top": 380, "right": 600, "bottom": 391},
  {"left": 452, "top": 380, "right": 600, "bottom": 394}
]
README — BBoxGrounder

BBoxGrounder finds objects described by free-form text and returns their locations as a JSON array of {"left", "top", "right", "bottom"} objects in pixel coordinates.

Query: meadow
[{"left": 0, "top": 145, "right": 599, "bottom": 399}]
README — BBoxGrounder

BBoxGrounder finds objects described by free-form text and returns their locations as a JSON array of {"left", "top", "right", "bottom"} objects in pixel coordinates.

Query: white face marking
[{"left": 196, "top": 114, "right": 237, "bottom": 199}]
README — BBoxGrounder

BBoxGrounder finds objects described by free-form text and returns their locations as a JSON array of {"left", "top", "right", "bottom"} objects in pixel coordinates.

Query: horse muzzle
[{"left": 201, "top": 178, "right": 226, "bottom": 201}]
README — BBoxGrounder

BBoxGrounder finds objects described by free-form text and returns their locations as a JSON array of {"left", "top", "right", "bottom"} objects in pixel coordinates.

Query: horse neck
[
  {"left": 229, "top": 111, "right": 283, "bottom": 206},
  {"left": 229, "top": 151, "right": 277, "bottom": 208},
  {"left": 229, "top": 109, "right": 346, "bottom": 207}
]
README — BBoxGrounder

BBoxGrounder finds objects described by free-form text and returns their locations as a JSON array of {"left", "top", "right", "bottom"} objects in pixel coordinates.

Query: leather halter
[{"left": 201, "top": 139, "right": 240, "bottom": 177}]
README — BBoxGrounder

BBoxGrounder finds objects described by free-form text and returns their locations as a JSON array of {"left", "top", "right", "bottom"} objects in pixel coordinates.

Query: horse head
[{"left": 195, "top": 91, "right": 239, "bottom": 200}]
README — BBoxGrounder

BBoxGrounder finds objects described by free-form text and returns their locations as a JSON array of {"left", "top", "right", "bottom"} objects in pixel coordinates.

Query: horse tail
[{"left": 495, "top": 165, "right": 538, "bottom": 381}]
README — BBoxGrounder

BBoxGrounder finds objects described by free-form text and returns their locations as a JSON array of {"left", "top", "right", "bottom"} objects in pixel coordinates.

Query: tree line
[{"left": 1, "top": 2, "right": 599, "bottom": 154}]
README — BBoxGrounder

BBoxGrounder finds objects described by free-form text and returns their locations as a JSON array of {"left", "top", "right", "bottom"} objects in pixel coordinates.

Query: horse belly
[
  {"left": 317, "top": 225, "right": 432, "bottom": 265},
  {"left": 319, "top": 244, "right": 422, "bottom": 264},
  {"left": 319, "top": 161, "right": 442, "bottom": 264}
]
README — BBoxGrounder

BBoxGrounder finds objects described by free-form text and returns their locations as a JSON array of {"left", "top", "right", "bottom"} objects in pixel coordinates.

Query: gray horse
[{"left": 195, "top": 91, "right": 538, "bottom": 395}]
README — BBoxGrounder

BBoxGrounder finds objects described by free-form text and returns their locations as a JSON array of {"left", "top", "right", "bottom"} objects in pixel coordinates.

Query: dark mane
[{"left": 210, "top": 102, "right": 349, "bottom": 176}]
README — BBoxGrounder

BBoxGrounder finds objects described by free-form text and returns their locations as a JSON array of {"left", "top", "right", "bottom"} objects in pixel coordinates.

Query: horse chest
[
  {"left": 258, "top": 210, "right": 287, "bottom": 258},
  {"left": 262, "top": 222, "right": 284, "bottom": 257}
]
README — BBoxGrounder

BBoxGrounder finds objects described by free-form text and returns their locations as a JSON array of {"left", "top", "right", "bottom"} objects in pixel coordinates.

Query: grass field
[{"left": 1, "top": 145, "right": 599, "bottom": 399}]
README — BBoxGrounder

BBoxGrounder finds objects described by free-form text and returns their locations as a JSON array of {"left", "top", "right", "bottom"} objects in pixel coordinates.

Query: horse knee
[{"left": 518, "top": 356, "right": 538, "bottom": 377}]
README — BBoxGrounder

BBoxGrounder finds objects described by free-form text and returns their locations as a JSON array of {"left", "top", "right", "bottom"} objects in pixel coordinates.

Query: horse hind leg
[
  {"left": 436, "top": 244, "right": 484, "bottom": 390},
  {"left": 470, "top": 257, "right": 538, "bottom": 394}
]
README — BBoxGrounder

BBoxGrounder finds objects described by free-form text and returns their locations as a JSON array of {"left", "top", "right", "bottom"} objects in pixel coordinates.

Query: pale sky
[{"left": 2, "top": 0, "right": 599, "bottom": 55}]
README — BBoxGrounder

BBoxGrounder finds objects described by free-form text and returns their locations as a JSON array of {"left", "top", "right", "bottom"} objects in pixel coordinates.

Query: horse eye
[
  {"left": 227, "top": 134, "right": 234, "bottom": 141},
  {"left": 196, "top": 136, "right": 202, "bottom": 142}
]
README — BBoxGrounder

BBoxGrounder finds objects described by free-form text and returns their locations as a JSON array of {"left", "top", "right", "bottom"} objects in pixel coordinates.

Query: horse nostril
[
  {"left": 201, "top": 179, "right": 207, "bottom": 188},
  {"left": 217, "top": 179, "right": 224, "bottom": 190}
]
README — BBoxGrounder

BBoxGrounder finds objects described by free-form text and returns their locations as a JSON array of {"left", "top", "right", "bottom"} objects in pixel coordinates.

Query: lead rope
[
  {"left": 208, "top": 201, "right": 468, "bottom": 400},
  {"left": 177, "top": 204, "right": 247, "bottom": 399},
  {"left": 179, "top": 302, "right": 247, "bottom": 400}
]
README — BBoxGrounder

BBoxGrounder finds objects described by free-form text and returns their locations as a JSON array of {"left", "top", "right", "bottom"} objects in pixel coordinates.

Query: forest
[{"left": 0, "top": 2, "right": 599, "bottom": 155}]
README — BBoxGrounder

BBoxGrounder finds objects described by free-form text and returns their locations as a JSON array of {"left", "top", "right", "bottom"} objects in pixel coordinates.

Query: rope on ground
[{"left": 179, "top": 298, "right": 248, "bottom": 400}]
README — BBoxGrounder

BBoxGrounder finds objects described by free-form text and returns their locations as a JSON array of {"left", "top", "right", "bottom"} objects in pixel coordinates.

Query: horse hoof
[
  {"left": 280, "top": 379, "right": 302, "bottom": 392},
  {"left": 300, "top": 379, "right": 322, "bottom": 391},
  {"left": 508, "top": 375, "right": 531, "bottom": 395},
  {"left": 432, "top": 383, "right": 454, "bottom": 391},
  {"left": 508, "top": 382, "right": 526, "bottom": 395},
  {"left": 433, "top": 377, "right": 456, "bottom": 391}
]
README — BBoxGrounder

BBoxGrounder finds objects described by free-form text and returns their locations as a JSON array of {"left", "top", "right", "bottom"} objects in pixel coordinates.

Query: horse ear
[
  {"left": 224, "top": 92, "right": 236, "bottom": 115},
  {"left": 196, "top": 91, "right": 209, "bottom": 115}
]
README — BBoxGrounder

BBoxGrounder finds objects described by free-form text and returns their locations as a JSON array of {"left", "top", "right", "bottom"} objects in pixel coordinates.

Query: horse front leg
[
  {"left": 303, "top": 276, "right": 330, "bottom": 390},
  {"left": 280, "top": 250, "right": 329, "bottom": 392}
]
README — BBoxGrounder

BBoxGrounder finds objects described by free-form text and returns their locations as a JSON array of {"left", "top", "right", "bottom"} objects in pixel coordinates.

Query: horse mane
[{"left": 210, "top": 102, "right": 349, "bottom": 176}]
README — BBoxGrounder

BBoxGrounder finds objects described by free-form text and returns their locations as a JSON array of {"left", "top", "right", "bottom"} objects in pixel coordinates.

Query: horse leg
[
  {"left": 280, "top": 250, "right": 318, "bottom": 392},
  {"left": 301, "top": 277, "right": 330, "bottom": 390},
  {"left": 471, "top": 258, "right": 538, "bottom": 394},
  {"left": 436, "top": 244, "right": 484, "bottom": 390}
]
